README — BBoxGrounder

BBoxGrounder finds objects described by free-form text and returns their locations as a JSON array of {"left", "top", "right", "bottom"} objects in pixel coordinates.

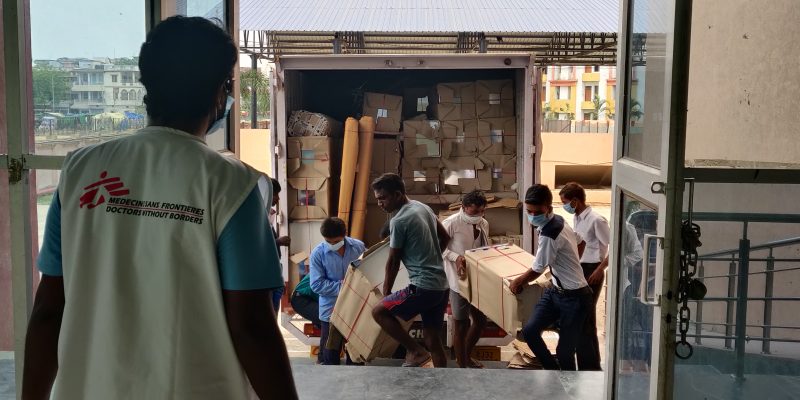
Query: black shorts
[{"left": 382, "top": 285, "right": 448, "bottom": 328}]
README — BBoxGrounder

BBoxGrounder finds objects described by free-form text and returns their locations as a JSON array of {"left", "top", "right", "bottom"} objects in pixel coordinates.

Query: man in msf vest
[
  {"left": 509, "top": 184, "right": 592, "bottom": 371},
  {"left": 371, "top": 173, "right": 452, "bottom": 368},
  {"left": 23, "top": 16, "right": 297, "bottom": 400}
]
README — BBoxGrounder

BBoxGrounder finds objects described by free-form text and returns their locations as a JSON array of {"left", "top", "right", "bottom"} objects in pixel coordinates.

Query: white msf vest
[{"left": 55, "top": 127, "right": 260, "bottom": 399}]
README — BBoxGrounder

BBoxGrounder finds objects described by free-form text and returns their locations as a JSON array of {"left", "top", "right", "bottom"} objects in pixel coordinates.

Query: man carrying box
[
  {"left": 509, "top": 184, "right": 592, "bottom": 371},
  {"left": 309, "top": 217, "right": 366, "bottom": 365},
  {"left": 371, "top": 173, "right": 452, "bottom": 368},
  {"left": 442, "top": 190, "right": 490, "bottom": 368}
]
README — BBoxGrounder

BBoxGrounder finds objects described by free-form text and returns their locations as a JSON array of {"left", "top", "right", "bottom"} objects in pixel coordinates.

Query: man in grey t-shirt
[{"left": 370, "top": 173, "right": 451, "bottom": 368}]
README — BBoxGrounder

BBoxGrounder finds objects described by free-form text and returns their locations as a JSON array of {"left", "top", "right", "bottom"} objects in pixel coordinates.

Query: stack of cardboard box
[
  {"left": 402, "top": 118, "right": 442, "bottom": 195},
  {"left": 287, "top": 132, "right": 341, "bottom": 272},
  {"left": 363, "top": 137, "right": 401, "bottom": 246}
]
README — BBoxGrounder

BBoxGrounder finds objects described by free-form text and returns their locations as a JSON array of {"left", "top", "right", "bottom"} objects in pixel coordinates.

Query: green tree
[
  {"left": 113, "top": 57, "right": 139, "bottom": 66},
  {"left": 240, "top": 69, "right": 270, "bottom": 118},
  {"left": 543, "top": 102, "right": 556, "bottom": 120},
  {"left": 589, "top": 94, "right": 608, "bottom": 120},
  {"left": 558, "top": 103, "right": 576, "bottom": 121},
  {"left": 32, "top": 66, "right": 72, "bottom": 110}
]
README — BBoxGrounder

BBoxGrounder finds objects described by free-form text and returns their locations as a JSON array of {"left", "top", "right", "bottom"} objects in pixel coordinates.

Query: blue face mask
[
  {"left": 207, "top": 95, "right": 235, "bottom": 134},
  {"left": 527, "top": 213, "right": 550, "bottom": 227},
  {"left": 328, "top": 240, "right": 345, "bottom": 252},
  {"left": 563, "top": 202, "right": 576, "bottom": 214}
]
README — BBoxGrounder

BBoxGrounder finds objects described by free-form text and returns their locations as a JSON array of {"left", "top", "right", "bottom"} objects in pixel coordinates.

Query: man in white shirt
[
  {"left": 442, "top": 190, "right": 489, "bottom": 368},
  {"left": 510, "top": 184, "right": 591, "bottom": 371},
  {"left": 559, "top": 182, "right": 610, "bottom": 370}
]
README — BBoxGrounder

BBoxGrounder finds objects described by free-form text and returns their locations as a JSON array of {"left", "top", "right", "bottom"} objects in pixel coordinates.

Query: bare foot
[{"left": 402, "top": 350, "right": 432, "bottom": 367}]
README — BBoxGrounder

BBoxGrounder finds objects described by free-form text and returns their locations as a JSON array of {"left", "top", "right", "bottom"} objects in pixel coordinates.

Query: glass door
[{"left": 606, "top": 0, "right": 691, "bottom": 398}]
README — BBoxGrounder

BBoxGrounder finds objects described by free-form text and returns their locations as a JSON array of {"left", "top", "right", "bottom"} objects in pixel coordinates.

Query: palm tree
[
  {"left": 590, "top": 94, "right": 608, "bottom": 120},
  {"left": 240, "top": 69, "right": 270, "bottom": 118}
]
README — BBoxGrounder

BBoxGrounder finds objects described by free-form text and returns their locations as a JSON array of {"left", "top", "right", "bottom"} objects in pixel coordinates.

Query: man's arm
[
  {"left": 435, "top": 220, "right": 452, "bottom": 253},
  {"left": 509, "top": 269, "right": 542, "bottom": 294},
  {"left": 383, "top": 247, "right": 403, "bottom": 296},
  {"left": 22, "top": 275, "right": 65, "bottom": 400},
  {"left": 441, "top": 220, "right": 460, "bottom": 263},
  {"left": 309, "top": 252, "right": 342, "bottom": 297},
  {"left": 577, "top": 240, "right": 586, "bottom": 258},
  {"left": 223, "top": 290, "right": 298, "bottom": 400}
]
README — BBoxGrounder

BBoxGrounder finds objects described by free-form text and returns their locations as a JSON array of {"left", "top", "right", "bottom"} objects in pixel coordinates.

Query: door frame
[{"left": 604, "top": 0, "right": 693, "bottom": 398}]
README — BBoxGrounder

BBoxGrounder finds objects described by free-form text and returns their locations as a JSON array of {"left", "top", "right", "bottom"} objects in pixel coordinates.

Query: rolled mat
[
  {"left": 338, "top": 117, "right": 360, "bottom": 227},
  {"left": 350, "top": 116, "right": 376, "bottom": 240}
]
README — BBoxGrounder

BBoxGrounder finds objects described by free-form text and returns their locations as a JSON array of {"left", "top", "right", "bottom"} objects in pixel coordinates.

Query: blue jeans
[
  {"left": 271, "top": 285, "right": 285, "bottom": 315},
  {"left": 522, "top": 287, "right": 592, "bottom": 370}
]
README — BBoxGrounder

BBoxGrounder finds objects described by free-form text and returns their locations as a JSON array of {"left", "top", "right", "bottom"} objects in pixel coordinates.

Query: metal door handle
[{"left": 640, "top": 234, "right": 663, "bottom": 306}]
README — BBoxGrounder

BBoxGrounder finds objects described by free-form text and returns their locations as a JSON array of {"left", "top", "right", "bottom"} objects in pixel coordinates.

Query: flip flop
[
  {"left": 402, "top": 355, "right": 433, "bottom": 367},
  {"left": 468, "top": 358, "right": 485, "bottom": 369}
]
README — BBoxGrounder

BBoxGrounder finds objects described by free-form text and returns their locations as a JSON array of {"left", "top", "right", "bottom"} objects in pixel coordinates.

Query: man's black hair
[
  {"left": 559, "top": 182, "right": 586, "bottom": 203},
  {"left": 371, "top": 173, "right": 405, "bottom": 195},
  {"left": 271, "top": 178, "right": 281, "bottom": 194},
  {"left": 525, "top": 184, "right": 553, "bottom": 206},
  {"left": 462, "top": 190, "right": 488, "bottom": 208},
  {"left": 138, "top": 16, "right": 237, "bottom": 121},
  {"left": 320, "top": 217, "right": 347, "bottom": 239}
]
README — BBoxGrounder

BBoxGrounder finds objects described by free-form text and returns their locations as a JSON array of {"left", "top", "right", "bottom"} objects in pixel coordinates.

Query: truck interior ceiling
[{"left": 287, "top": 69, "right": 518, "bottom": 123}]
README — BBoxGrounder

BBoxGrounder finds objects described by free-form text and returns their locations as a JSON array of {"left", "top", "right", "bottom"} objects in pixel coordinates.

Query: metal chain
[{"left": 676, "top": 220, "right": 702, "bottom": 359}]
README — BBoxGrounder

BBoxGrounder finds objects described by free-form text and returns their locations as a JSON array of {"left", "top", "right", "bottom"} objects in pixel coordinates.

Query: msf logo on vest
[{"left": 79, "top": 171, "right": 130, "bottom": 209}]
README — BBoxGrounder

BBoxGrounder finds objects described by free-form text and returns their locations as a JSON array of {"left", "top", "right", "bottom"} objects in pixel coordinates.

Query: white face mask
[
  {"left": 207, "top": 95, "right": 235, "bottom": 134},
  {"left": 328, "top": 240, "right": 345, "bottom": 251},
  {"left": 460, "top": 209, "right": 483, "bottom": 225}
]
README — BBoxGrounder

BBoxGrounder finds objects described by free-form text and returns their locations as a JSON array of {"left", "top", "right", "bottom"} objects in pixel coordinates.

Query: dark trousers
[
  {"left": 522, "top": 287, "right": 592, "bottom": 370},
  {"left": 319, "top": 321, "right": 356, "bottom": 365},
  {"left": 577, "top": 262, "right": 603, "bottom": 371},
  {"left": 290, "top": 291, "right": 321, "bottom": 328}
]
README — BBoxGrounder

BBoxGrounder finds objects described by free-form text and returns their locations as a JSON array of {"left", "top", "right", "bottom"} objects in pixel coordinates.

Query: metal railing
[{"left": 681, "top": 213, "right": 800, "bottom": 379}]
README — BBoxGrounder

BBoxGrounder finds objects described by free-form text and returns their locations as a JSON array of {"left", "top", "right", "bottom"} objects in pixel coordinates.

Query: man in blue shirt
[
  {"left": 370, "top": 173, "right": 451, "bottom": 368},
  {"left": 309, "top": 217, "right": 366, "bottom": 365}
]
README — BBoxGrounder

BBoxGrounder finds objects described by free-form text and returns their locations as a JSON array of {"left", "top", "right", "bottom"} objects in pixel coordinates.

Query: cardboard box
[
  {"left": 441, "top": 138, "right": 479, "bottom": 158},
  {"left": 441, "top": 157, "right": 491, "bottom": 194},
  {"left": 403, "top": 87, "right": 433, "bottom": 119},
  {"left": 402, "top": 158, "right": 441, "bottom": 195},
  {"left": 463, "top": 244, "right": 549, "bottom": 334},
  {"left": 402, "top": 120, "right": 440, "bottom": 140},
  {"left": 481, "top": 154, "right": 518, "bottom": 192},
  {"left": 441, "top": 120, "right": 478, "bottom": 139},
  {"left": 287, "top": 137, "right": 333, "bottom": 178},
  {"left": 287, "top": 177, "right": 332, "bottom": 220},
  {"left": 363, "top": 203, "right": 391, "bottom": 247},
  {"left": 433, "top": 103, "right": 477, "bottom": 121},
  {"left": 436, "top": 82, "right": 476, "bottom": 104},
  {"left": 332, "top": 241, "right": 413, "bottom": 362},
  {"left": 287, "top": 110, "right": 342, "bottom": 137},
  {"left": 477, "top": 117, "right": 517, "bottom": 137},
  {"left": 363, "top": 92, "right": 403, "bottom": 132},
  {"left": 370, "top": 138, "right": 401, "bottom": 179},
  {"left": 477, "top": 134, "right": 517, "bottom": 156},
  {"left": 403, "top": 136, "right": 441, "bottom": 159},
  {"left": 475, "top": 80, "right": 515, "bottom": 119},
  {"left": 289, "top": 220, "right": 324, "bottom": 255},
  {"left": 475, "top": 80, "right": 514, "bottom": 103},
  {"left": 476, "top": 100, "right": 515, "bottom": 118},
  {"left": 288, "top": 252, "right": 308, "bottom": 294},
  {"left": 485, "top": 198, "right": 522, "bottom": 235}
]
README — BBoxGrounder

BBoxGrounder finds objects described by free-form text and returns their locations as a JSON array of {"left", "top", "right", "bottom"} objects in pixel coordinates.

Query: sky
[{"left": 30, "top": 0, "right": 223, "bottom": 61}]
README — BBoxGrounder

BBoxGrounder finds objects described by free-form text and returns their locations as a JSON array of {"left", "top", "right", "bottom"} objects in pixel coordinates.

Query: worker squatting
[{"left": 106, "top": 197, "right": 205, "bottom": 224}]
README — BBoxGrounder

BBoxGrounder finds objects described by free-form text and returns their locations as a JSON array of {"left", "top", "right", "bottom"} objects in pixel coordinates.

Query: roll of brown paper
[{"left": 350, "top": 116, "right": 376, "bottom": 240}]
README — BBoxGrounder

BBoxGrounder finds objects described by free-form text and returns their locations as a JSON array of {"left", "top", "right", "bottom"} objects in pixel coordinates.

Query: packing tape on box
[{"left": 334, "top": 277, "right": 375, "bottom": 350}]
